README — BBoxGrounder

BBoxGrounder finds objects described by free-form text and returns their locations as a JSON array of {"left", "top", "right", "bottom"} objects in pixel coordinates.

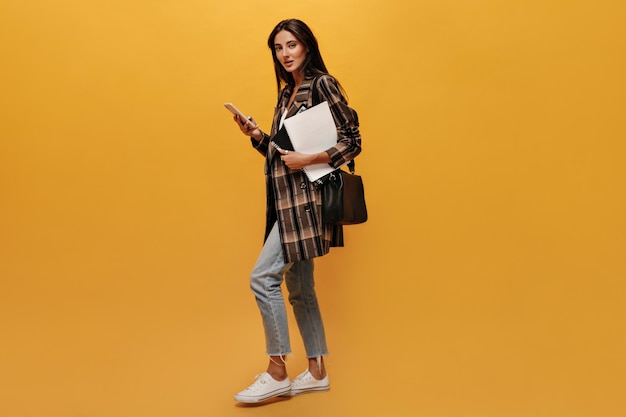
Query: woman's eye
[{"left": 288, "top": 43, "right": 296, "bottom": 48}]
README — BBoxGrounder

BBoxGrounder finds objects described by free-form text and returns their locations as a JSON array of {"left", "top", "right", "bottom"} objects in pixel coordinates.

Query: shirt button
[
  {"left": 300, "top": 182, "right": 307, "bottom": 189},
  {"left": 304, "top": 205, "right": 311, "bottom": 212}
]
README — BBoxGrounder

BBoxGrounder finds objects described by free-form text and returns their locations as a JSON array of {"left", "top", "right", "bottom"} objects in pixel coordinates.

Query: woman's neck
[{"left": 292, "top": 70, "right": 304, "bottom": 87}]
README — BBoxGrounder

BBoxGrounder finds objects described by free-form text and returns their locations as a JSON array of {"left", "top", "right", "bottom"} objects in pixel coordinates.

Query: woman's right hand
[{"left": 234, "top": 115, "right": 262, "bottom": 141}]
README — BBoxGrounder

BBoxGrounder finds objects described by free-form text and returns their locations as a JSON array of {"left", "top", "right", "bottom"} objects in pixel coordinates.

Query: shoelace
[
  {"left": 291, "top": 371, "right": 312, "bottom": 386},
  {"left": 243, "top": 374, "right": 270, "bottom": 392}
]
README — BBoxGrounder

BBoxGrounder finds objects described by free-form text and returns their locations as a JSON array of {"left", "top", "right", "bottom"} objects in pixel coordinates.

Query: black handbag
[{"left": 321, "top": 160, "right": 368, "bottom": 225}]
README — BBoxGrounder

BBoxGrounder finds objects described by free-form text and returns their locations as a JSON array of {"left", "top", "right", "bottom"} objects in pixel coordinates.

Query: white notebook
[{"left": 283, "top": 101, "right": 340, "bottom": 182}]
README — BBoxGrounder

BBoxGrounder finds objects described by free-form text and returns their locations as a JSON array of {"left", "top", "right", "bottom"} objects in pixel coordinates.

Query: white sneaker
[
  {"left": 234, "top": 372, "right": 291, "bottom": 403},
  {"left": 287, "top": 369, "right": 330, "bottom": 396}
]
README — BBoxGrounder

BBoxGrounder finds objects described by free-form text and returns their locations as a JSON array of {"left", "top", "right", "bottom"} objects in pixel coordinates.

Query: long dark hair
[{"left": 267, "top": 19, "right": 341, "bottom": 93}]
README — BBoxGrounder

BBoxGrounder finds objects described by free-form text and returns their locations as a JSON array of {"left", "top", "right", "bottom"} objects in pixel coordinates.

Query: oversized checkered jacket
[{"left": 252, "top": 74, "right": 362, "bottom": 263}]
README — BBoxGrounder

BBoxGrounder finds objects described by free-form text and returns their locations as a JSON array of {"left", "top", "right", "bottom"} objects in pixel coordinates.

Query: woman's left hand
[{"left": 279, "top": 149, "right": 313, "bottom": 171}]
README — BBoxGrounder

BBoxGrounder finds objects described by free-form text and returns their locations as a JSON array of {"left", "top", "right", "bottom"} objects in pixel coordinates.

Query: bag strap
[{"left": 311, "top": 75, "right": 356, "bottom": 175}]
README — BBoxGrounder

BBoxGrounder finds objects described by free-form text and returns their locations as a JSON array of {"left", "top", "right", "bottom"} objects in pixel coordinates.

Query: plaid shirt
[{"left": 252, "top": 74, "right": 362, "bottom": 262}]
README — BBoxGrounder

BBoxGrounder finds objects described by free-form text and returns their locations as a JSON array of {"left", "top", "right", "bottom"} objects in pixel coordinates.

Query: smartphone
[{"left": 224, "top": 102, "right": 256, "bottom": 127}]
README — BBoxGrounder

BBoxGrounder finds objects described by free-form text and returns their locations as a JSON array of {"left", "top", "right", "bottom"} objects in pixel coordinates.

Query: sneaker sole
[
  {"left": 235, "top": 386, "right": 291, "bottom": 403},
  {"left": 285, "top": 385, "right": 330, "bottom": 397}
]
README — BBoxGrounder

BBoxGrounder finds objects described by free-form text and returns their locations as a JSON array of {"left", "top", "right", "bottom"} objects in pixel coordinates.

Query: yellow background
[{"left": 1, "top": 1, "right": 624, "bottom": 416}]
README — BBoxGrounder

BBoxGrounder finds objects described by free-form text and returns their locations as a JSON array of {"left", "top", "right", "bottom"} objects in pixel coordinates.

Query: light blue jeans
[{"left": 250, "top": 222, "right": 328, "bottom": 358}]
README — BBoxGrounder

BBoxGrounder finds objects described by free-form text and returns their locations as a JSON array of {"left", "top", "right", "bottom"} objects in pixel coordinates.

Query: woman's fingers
[
  {"left": 234, "top": 115, "right": 258, "bottom": 135},
  {"left": 241, "top": 117, "right": 258, "bottom": 132}
]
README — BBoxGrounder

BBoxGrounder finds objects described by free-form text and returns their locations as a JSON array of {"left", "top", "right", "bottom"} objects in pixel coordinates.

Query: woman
[{"left": 231, "top": 19, "right": 362, "bottom": 403}]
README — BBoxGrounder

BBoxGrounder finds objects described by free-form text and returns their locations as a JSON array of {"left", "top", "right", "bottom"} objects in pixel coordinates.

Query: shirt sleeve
[
  {"left": 251, "top": 131, "right": 270, "bottom": 156},
  {"left": 315, "top": 74, "right": 362, "bottom": 169}
]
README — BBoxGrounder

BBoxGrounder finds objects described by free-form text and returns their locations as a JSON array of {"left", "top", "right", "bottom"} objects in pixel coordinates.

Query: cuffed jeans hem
[
  {"left": 266, "top": 351, "right": 292, "bottom": 357},
  {"left": 306, "top": 352, "right": 329, "bottom": 359}
]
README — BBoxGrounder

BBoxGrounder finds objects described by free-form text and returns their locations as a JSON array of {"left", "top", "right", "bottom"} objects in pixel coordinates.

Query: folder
[{"left": 282, "top": 101, "right": 341, "bottom": 182}]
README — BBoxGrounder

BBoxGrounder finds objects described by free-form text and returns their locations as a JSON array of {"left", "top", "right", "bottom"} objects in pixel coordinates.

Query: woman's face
[{"left": 273, "top": 30, "right": 308, "bottom": 75}]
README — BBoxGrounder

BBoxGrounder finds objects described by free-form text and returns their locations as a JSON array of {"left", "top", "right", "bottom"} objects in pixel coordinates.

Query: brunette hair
[{"left": 267, "top": 19, "right": 340, "bottom": 93}]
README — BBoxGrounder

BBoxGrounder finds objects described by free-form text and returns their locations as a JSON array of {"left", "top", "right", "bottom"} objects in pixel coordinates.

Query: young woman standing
[{"left": 231, "top": 19, "right": 362, "bottom": 403}]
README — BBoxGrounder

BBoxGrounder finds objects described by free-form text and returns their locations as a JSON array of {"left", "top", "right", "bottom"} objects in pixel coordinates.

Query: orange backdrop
[{"left": 1, "top": 1, "right": 624, "bottom": 416}]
